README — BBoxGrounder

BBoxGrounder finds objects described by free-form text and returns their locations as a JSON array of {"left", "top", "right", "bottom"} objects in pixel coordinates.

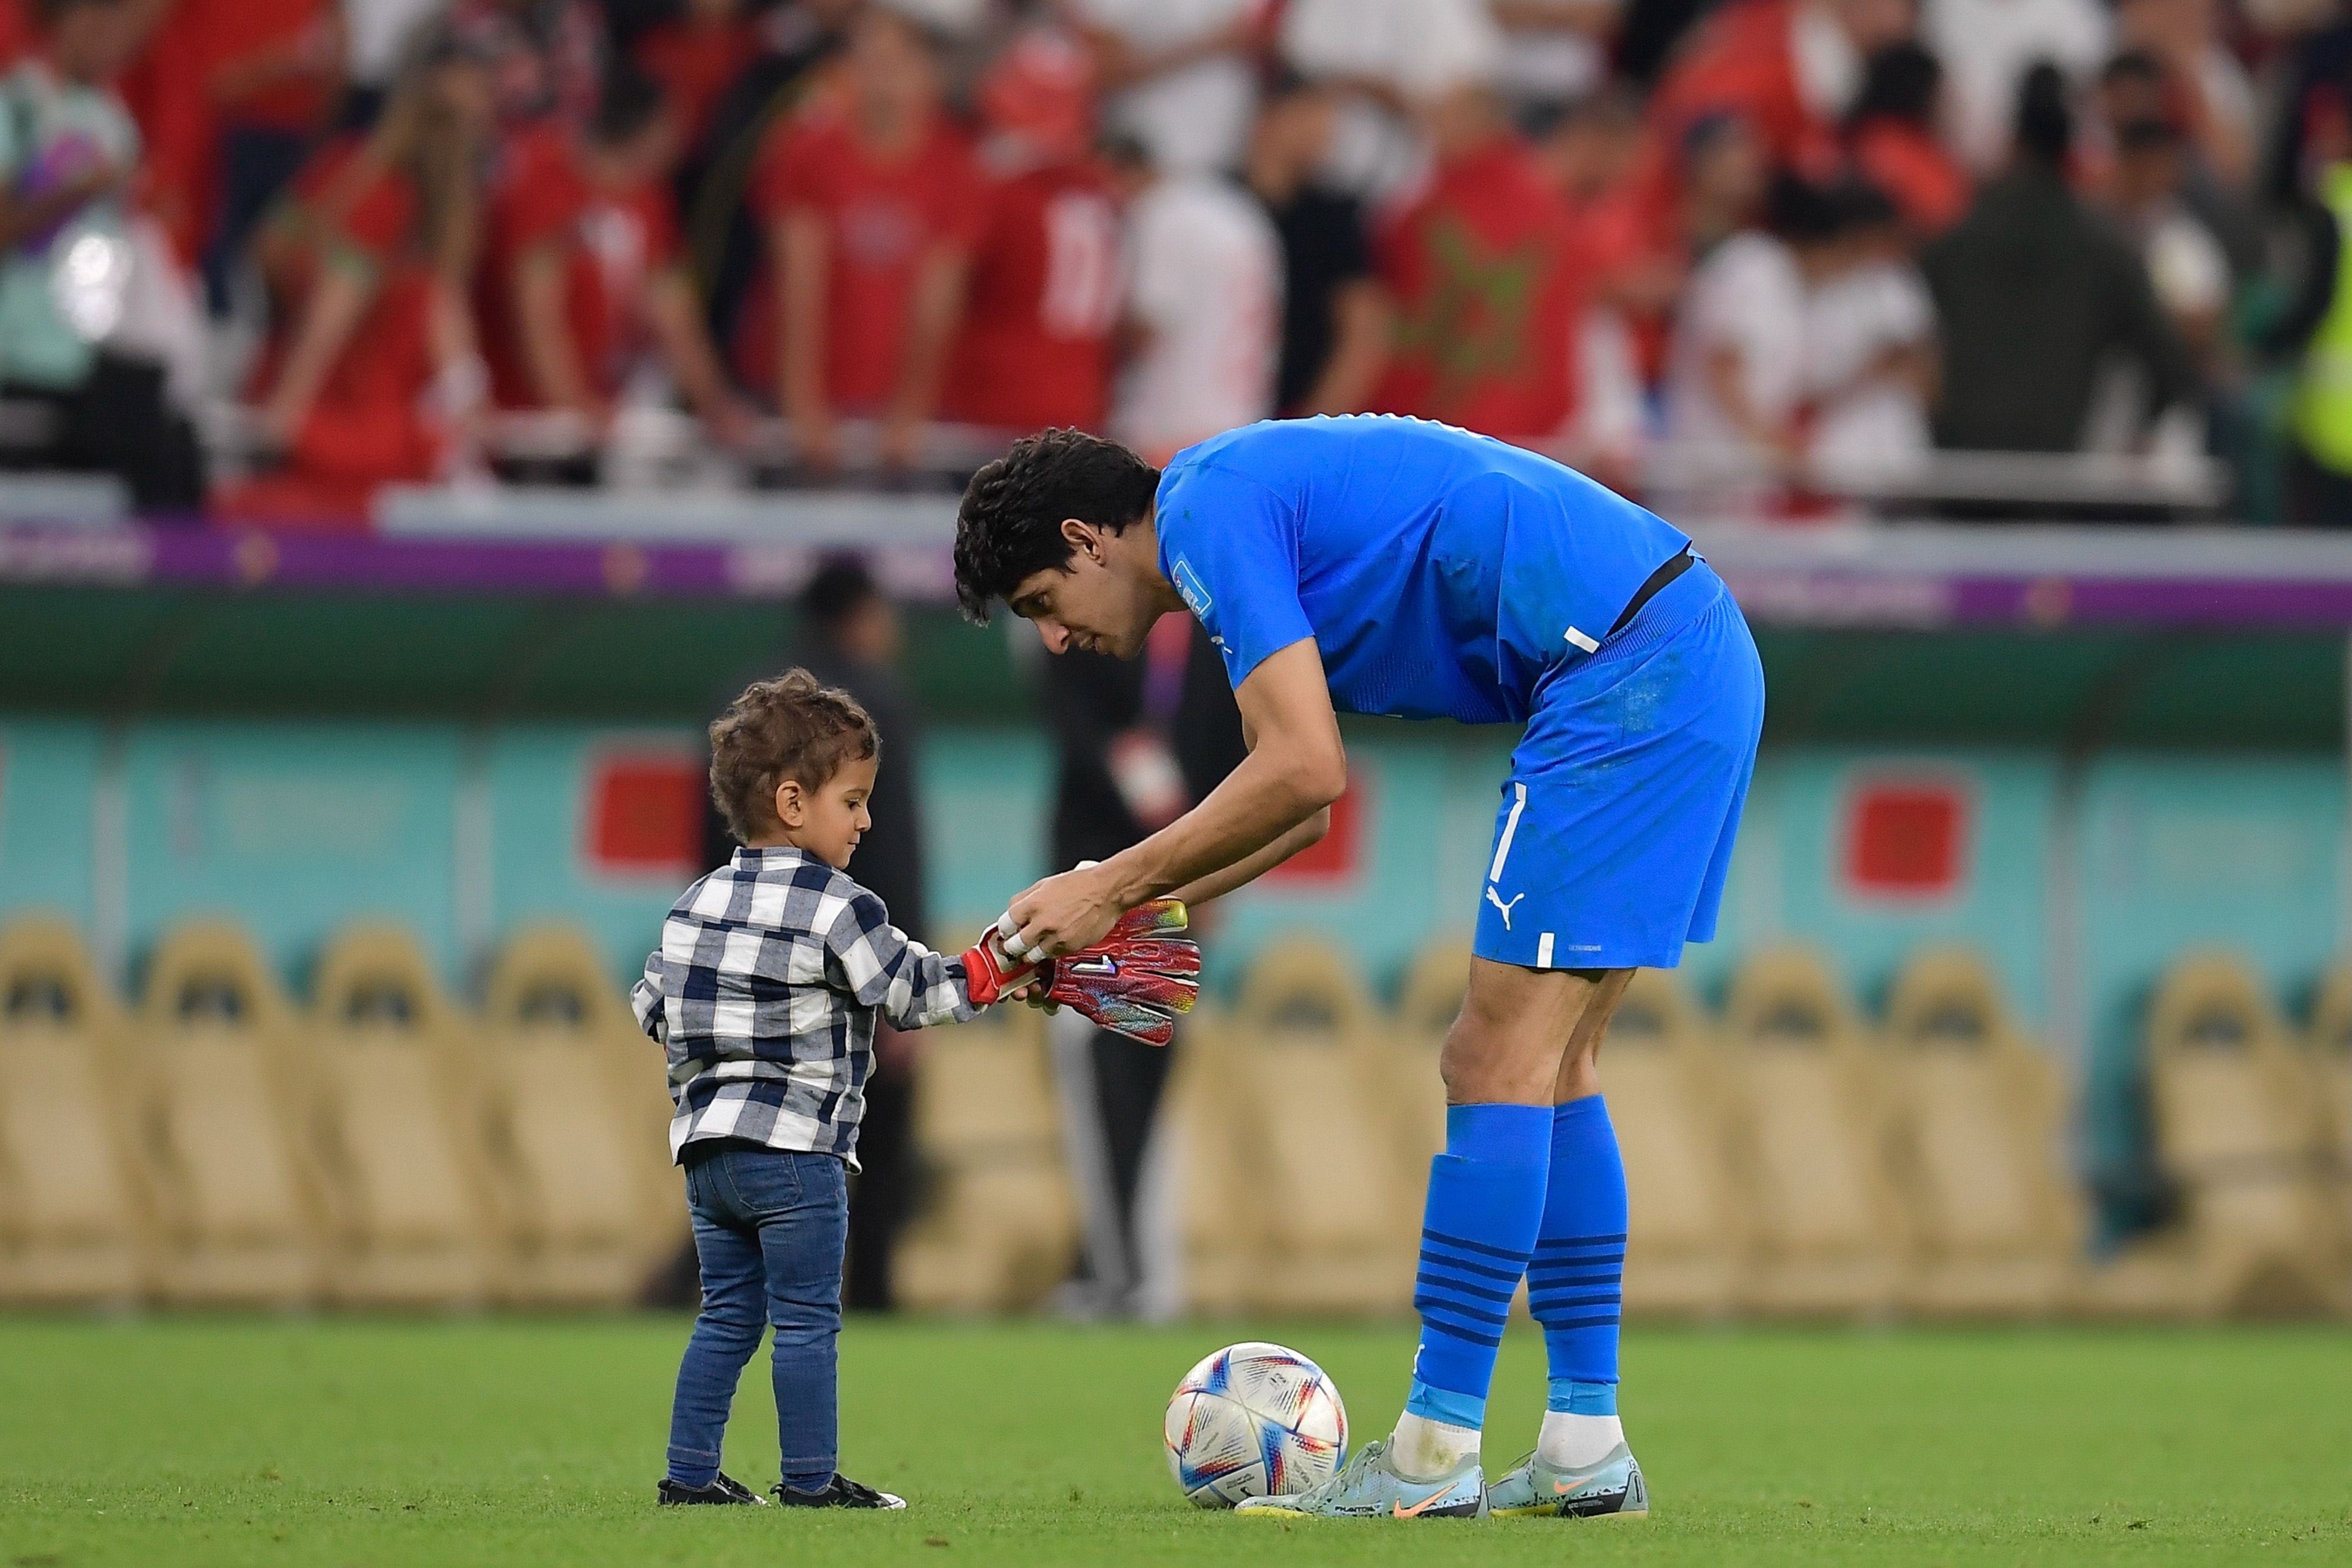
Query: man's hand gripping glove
[{"left": 958, "top": 899, "right": 1202, "bottom": 1047}]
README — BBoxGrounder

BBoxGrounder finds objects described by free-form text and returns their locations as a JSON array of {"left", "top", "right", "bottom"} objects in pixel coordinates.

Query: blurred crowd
[{"left": 10, "top": 0, "right": 2352, "bottom": 520}]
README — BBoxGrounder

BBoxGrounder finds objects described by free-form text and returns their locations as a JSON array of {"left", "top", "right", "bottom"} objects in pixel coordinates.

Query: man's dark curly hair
[{"left": 954, "top": 429, "right": 1161, "bottom": 623}]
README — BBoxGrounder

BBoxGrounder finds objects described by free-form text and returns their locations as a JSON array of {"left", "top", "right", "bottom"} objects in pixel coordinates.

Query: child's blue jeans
[{"left": 664, "top": 1145, "right": 848, "bottom": 1492}]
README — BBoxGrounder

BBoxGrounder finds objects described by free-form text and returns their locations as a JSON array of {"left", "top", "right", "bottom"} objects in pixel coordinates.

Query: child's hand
[{"left": 958, "top": 922, "right": 1044, "bottom": 1009}]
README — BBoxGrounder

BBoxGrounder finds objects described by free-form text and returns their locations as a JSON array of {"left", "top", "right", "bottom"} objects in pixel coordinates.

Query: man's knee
[
  {"left": 1441, "top": 966, "right": 1566, "bottom": 1104},
  {"left": 1439, "top": 960, "right": 1634, "bottom": 1104}
]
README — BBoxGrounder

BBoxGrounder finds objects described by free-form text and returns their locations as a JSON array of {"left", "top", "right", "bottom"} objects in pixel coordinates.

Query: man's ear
[
  {"left": 773, "top": 778, "right": 804, "bottom": 829},
  {"left": 1060, "top": 517, "right": 1101, "bottom": 564}
]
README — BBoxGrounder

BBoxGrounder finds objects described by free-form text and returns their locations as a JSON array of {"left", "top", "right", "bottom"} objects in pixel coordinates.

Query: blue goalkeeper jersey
[{"left": 1152, "top": 416, "right": 1694, "bottom": 724}]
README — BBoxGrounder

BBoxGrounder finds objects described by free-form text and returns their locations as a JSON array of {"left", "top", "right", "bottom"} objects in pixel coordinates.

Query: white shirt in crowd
[
  {"left": 2142, "top": 203, "right": 2229, "bottom": 325},
  {"left": 1282, "top": 0, "right": 1503, "bottom": 100},
  {"left": 1804, "top": 257, "right": 1936, "bottom": 482},
  {"left": 1490, "top": 0, "right": 1622, "bottom": 109},
  {"left": 1925, "top": 0, "right": 2110, "bottom": 171},
  {"left": 1282, "top": 0, "right": 1504, "bottom": 197},
  {"left": 1112, "top": 173, "right": 1282, "bottom": 460},
  {"left": 1665, "top": 231, "right": 1807, "bottom": 478},
  {"left": 1789, "top": 0, "right": 1866, "bottom": 123},
  {"left": 1072, "top": 0, "right": 1259, "bottom": 176}
]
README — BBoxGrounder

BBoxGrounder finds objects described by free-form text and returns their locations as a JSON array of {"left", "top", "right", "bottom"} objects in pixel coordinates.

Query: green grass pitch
[{"left": 2, "top": 1316, "right": 2348, "bottom": 1566}]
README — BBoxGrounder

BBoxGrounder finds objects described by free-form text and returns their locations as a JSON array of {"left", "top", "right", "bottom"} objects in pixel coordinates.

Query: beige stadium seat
[
  {"left": 893, "top": 990, "right": 1078, "bottom": 1313},
  {"left": 0, "top": 919, "right": 151, "bottom": 1305},
  {"left": 1602, "top": 969, "right": 1746, "bottom": 1317},
  {"left": 1169, "top": 938, "right": 1418, "bottom": 1316},
  {"left": 1389, "top": 935, "right": 1472, "bottom": 1167},
  {"left": 135, "top": 922, "right": 326, "bottom": 1306},
  {"left": 1720, "top": 948, "right": 1905, "bottom": 1316},
  {"left": 2306, "top": 965, "right": 2352, "bottom": 1243},
  {"left": 479, "top": 926, "right": 684, "bottom": 1306},
  {"left": 1878, "top": 948, "right": 2081, "bottom": 1317},
  {"left": 2090, "top": 954, "right": 2346, "bottom": 1319},
  {"left": 306, "top": 925, "right": 504, "bottom": 1307}
]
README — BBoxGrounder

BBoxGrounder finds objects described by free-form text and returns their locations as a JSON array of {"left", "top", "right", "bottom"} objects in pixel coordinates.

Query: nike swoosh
[
  {"left": 1394, "top": 1490, "right": 1456, "bottom": 1517},
  {"left": 1553, "top": 1475, "right": 1609, "bottom": 1495}
]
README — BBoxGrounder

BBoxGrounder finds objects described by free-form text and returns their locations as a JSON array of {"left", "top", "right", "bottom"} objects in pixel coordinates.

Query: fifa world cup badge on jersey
[{"left": 1174, "top": 557, "right": 1213, "bottom": 619}]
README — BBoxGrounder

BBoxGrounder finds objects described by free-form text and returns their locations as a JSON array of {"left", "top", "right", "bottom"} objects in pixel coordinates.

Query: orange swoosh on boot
[{"left": 1392, "top": 1491, "right": 1453, "bottom": 1517}]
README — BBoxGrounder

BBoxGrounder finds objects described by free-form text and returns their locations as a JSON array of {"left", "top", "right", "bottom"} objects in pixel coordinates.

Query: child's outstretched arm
[{"left": 823, "top": 890, "right": 983, "bottom": 1032}]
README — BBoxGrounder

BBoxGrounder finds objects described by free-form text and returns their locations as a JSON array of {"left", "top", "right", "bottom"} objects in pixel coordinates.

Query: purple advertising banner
[{"left": 11, "top": 521, "right": 2352, "bottom": 629}]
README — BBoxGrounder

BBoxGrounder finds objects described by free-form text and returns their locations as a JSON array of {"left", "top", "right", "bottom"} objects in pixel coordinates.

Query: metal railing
[{"left": 3, "top": 403, "right": 2240, "bottom": 531}]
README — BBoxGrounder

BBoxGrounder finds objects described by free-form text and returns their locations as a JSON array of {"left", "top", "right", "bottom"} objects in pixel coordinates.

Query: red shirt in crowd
[
  {"left": 226, "top": 137, "right": 444, "bottom": 518},
  {"left": 1648, "top": 0, "right": 1838, "bottom": 174},
  {"left": 477, "top": 125, "right": 681, "bottom": 409},
  {"left": 743, "top": 106, "right": 982, "bottom": 411},
  {"left": 1370, "top": 137, "right": 1589, "bottom": 442},
  {"left": 632, "top": 12, "right": 759, "bottom": 148},
  {"left": 1615, "top": 0, "right": 1844, "bottom": 273},
  {"left": 191, "top": 0, "right": 340, "bottom": 132},
  {"left": 115, "top": 18, "right": 216, "bottom": 266},
  {"left": 1850, "top": 117, "right": 1972, "bottom": 238},
  {"left": 942, "top": 155, "right": 1120, "bottom": 432}
]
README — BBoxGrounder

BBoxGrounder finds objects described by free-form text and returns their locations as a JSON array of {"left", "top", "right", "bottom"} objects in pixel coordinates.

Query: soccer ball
[{"left": 1162, "top": 1342, "right": 1348, "bottom": 1509}]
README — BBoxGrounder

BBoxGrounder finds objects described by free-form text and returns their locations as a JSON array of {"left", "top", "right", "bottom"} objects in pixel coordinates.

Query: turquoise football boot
[
  {"left": 1486, "top": 1443, "right": 1649, "bottom": 1519},
  {"left": 1232, "top": 1437, "right": 1486, "bottom": 1520}
]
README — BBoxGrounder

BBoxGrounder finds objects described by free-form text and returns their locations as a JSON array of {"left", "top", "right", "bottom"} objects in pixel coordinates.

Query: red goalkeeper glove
[
  {"left": 958, "top": 899, "right": 1202, "bottom": 1047},
  {"left": 958, "top": 928, "right": 1042, "bottom": 1008}
]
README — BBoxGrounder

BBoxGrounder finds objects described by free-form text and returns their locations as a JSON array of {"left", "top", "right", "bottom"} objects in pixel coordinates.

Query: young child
[
  {"left": 636, "top": 670, "right": 1198, "bottom": 1507},
  {"left": 636, "top": 670, "right": 962, "bottom": 1509}
]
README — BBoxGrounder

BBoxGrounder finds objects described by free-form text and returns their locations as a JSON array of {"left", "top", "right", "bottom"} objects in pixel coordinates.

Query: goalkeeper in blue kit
[{"left": 955, "top": 416, "right": 1765, "bottom": 1520}]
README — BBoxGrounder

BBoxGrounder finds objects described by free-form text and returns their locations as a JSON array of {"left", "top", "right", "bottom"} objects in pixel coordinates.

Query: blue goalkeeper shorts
[{"left": 1472, "top": 559, "right": 1764, "bottom": 972}]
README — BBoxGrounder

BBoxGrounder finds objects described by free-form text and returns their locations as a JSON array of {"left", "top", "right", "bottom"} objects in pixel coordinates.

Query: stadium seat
[
  {"left": 1719, "top": 948, "right": 1906, "bottom": 1317},
  {"left": 135, "top": 921, "right": 326, "bottom": 1306},
  {"left": 478, "top": 927, "right": 684, "bottom": 1306},
  {"left": 2100, "top": 954, "right": 2347, "bottom": 1318},
  {"left": 1603, "top": 969, "right": 1748, "bottom": 1317},
  {"left": 1170, "top": 938, "right": 1418, "bottom": 1316},
  {"left": 1877, "top": 948, "right": 2081, "bottom": 1316},
  {"left": 2307, "top": 964, "right": 2352, "bottom": 1243},
  {"left": 893, "top": 987, "right": 1078, "bottom": 1312},
  {"left": 306, "top": 925, "right": 505, "bottom": 1308},
  {"left": 1389, "top": 935, "right": 1472, "bottom": 1165},
  {"left": 0, "top": 918, "right": 151, "bottom": 1305}
]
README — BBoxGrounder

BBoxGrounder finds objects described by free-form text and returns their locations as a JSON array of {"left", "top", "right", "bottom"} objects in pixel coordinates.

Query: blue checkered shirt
[{"left": 632, "top": 846, "right": 976, "bottom": 1166}]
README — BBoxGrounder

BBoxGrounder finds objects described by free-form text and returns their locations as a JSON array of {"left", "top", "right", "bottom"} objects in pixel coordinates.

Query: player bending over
[
  {"left": 955, "top": 416, "right": 1765, "bottom": 1520},
  {"left": 635, "top": 671, "right": 1194, "bottom": 1510}
]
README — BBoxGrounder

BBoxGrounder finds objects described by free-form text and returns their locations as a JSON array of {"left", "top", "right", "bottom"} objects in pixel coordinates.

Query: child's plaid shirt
[{"left": 632, "top": 846, "right": 976, "bottom": 1166}]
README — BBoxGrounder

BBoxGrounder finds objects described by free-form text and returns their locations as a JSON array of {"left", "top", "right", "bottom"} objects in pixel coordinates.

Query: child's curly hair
[{"left": 708, "top": 670, "right": 880, "bottom": 844}]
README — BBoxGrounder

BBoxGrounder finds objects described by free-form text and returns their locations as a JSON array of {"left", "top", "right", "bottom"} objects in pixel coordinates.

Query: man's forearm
[
  {"left": 1100, "top": 746, "right": 1341, "bottom": 909},
  {"left": 1165, "top": 809, "right": 1331, "bottom": 906}
]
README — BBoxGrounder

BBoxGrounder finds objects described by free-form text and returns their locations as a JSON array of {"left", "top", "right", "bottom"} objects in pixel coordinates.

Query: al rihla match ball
[{"left": 1163, "top": 1341, "right": 1348, "bottom": 1509}]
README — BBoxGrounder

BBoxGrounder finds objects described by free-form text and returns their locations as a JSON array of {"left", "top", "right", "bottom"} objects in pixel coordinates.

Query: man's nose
[{"left": 1040, "top": 621, "right": 1071, "bottom": 655}]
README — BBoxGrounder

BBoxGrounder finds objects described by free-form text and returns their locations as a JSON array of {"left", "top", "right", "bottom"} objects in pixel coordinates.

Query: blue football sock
[
  {"left": 1405, "top": 1102, "right": 1551, "bottom": 1432},
  {"left": 1529, "top": 1095, "right": 1627, "bottom": 1412}
]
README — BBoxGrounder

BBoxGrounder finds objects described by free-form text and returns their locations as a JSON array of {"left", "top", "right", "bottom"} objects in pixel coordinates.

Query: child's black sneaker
[
  {"left": 659, "top": 1472, "right": 768, "bottom": 1506},
  {"left": 771, "top": 1473, "right": 907, "bottom": 1510}
]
